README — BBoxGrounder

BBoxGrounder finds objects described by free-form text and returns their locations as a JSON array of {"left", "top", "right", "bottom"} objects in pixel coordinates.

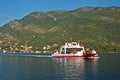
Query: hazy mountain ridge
[{"left": 0, "top": 6, "right": 120, "bottom": 52}]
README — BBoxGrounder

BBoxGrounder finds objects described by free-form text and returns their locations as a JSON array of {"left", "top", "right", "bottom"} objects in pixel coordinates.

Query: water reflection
[{"left": 52, "top": 58, "right": 98, "bottom": 80}]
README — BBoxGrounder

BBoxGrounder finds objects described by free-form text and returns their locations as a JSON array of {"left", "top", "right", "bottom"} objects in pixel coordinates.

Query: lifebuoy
[{"left": 72, "top": 49, "right": 76, "bottom": 54}]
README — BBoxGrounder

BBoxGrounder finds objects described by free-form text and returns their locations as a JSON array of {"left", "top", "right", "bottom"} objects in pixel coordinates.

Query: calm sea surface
[{"left": 0, "top": 53, "right": 120, "bottom": 80}]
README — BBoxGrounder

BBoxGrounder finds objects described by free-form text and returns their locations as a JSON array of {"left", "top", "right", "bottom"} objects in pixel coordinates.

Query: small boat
[{"left": 51, "top": 42, "right": 99, "bottom": 58}]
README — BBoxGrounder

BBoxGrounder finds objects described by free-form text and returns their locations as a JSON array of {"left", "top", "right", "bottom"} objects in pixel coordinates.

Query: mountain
[{"left": 0, "top": 6, "right": 120, "bottom": 53}]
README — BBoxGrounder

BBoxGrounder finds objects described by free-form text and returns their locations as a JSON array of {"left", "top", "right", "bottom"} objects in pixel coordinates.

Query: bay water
[{"left": 0, "top": 53, "right": 120, "bottom": 80}]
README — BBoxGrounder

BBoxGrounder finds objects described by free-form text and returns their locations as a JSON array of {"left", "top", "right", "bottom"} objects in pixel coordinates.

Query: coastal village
[{"left": 0, "top": 40, "right": 59, "bottom": 53}]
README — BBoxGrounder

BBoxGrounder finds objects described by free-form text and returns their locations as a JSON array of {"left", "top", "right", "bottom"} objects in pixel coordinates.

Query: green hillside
[{"left": 0, "top": 6, "right": 120, "bottom": 53}]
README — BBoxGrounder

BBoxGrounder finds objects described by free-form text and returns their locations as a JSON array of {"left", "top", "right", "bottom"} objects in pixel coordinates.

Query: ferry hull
[{"left": 52, "top": 53, "right": 98, "bottom": 58}]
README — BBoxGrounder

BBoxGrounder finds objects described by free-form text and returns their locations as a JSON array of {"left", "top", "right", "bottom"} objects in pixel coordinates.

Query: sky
[{"left": 0, "top": 0, "right": 120, "bottom": 26}]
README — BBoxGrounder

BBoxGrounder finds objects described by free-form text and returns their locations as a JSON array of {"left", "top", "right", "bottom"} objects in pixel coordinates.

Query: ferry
[{"left": 51, "top": 42, "right": 99, "bottom": 58}]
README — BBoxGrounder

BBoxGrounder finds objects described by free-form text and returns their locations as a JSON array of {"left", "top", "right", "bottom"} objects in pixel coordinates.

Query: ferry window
[{"left": 76, "top": 48, "right": 83, "bottom": 51}]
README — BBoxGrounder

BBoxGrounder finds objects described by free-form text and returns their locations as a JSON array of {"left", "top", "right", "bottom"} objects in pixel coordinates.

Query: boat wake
[
  {"left": 24, "top": 54, "right": 51, "bottom": 58},
  {"left": 0, "top": 53, "right": 52, "bottom": 58}
]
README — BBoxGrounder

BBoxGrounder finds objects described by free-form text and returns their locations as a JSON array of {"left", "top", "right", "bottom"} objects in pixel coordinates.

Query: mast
[{"left": 64, "top": 42, "right": 67, "bottom": 54}]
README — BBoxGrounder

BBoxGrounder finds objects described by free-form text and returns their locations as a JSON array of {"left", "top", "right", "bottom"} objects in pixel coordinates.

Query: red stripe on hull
[
  {"left": 52, "top": 53, "right": 98, "bottom": 58},
  {"left": 82, "top": 53, "right": 97, "bottom": 57},
  {"left": 52, "top": 56, "right": 77, "bottom": 58}
]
